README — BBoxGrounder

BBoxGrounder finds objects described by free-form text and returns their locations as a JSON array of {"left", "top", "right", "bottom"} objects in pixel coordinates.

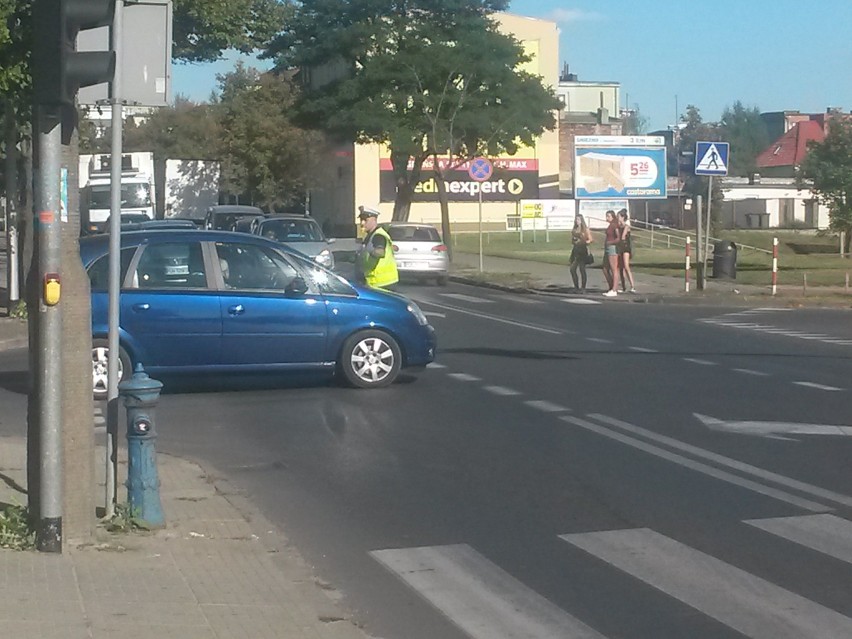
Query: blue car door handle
[
  {"left": 228, "top": 304, "right": 245, "bottom": 316},
  {"left": 132, "top": 303, "right": 150, "bottom": 311}
]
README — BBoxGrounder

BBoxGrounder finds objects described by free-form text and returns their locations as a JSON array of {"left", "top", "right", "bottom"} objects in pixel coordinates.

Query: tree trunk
[
  {"left": 60, "top": 123, "right": 95, "bottom": 544},
  {"left": 390, "top": 151, "right": 427, "bottom": 222},
  {"left": 432, "top": 164, "right": 453, "bottom": 262}
]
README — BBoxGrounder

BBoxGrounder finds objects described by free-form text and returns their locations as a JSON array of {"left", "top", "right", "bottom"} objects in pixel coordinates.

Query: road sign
[
  {"left": 468, "top": 157, "right": 493, "bottom": 182},
  {"left": 695, "top": 142, "right": 729, "bottom": 176}
]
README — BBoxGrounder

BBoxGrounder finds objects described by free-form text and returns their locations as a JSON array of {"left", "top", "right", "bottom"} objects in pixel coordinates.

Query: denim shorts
[{"left": 604, "top": 244, "right": 618, "bottom": 257}]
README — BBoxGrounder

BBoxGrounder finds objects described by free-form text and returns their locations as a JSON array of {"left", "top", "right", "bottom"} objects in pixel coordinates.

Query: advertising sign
[
  {"left": 519, "top": 199, "right": 575, "bottom": 230},
  {"left": 579, "top": 200, "right": 630, "bottom": 229},
  {"left": 380, "top": 158, "right": 539, "bottom": 203},
  {"left": 574, "top": 136, "right": 667, "bottom": 200}
]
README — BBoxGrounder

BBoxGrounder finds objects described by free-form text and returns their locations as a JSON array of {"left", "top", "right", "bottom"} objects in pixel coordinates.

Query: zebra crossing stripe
[
  {"left": 744, "top": 514, "right": 852, "bottom": 565},
  {"left": 560, "top": 527, "right": 852, "bottom": 639},
  {"left": 370, "top": 544, "right": 606, "bottom": 639}
]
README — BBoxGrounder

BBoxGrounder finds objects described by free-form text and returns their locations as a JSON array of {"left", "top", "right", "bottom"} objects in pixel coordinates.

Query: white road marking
[
  {"left": 560, "top": 528, "right": 852, "bottom": 639},
  {"left": 559, "top": 415, "right": 832, "bottom": 513},
  {"left": 629, "top": 346, "right": 658, "bottom": 353},
  {"left": 448, "top": 373, "right": 481, "bottom": 382},
  {"left": 695, "top": 413, "right": 852, "bottom": 437},
  {"left": 587, "top": 413, "right": 852, "bottom": 509},
  {"left": 793, "top": 381, "right": 843, "bottom": 391},
  {"left": 423, "top": 311, "right": 446, "bottom": 318},
  {"left": 700, "top": 317, "right": 852, "bottom": 345},
  {"left": 563, "top": 298, "right": 603, "bottom": 305},
  {"left": 426, "top": 362, "right": 446, "bottom": 369},
  {"left": 524, "top": 400, "right": 570, "bottom": 413},
  {"left": 421, "top": 300, "right": 562, "bottom": 335},
  {"left": 732, "top": 368, "right": 770, "bottom": 376},
  {"left": 371, "top": 544, "right": 606, "bottom": 639},
  {"left": 682, "top": 358, "right": 717, "bottom": 366},
  {"left": 745, "top": 514, "right": 852, "bottom": 565},
  {"left": 440, "top": 293, "right": 494, "bottom": 303},
  {"left": 585, "top": 337, "right": 613, "bottom": 344},
  {"left": 483, "top": 385, "right": 522, "bottom": 396}
]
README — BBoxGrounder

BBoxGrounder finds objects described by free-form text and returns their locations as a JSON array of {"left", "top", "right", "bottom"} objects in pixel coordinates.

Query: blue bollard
[{"left": 118, "top": 363, "right": 165, "bottom": 528}]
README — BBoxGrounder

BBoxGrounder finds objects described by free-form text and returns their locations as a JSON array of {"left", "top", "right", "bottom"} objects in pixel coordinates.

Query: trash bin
[{"left": 712, "top": 240, "right": 737, "bottom": 279}]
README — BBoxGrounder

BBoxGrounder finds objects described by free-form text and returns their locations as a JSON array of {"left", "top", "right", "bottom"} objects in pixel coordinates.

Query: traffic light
[{"left": 32, "top": 0, "right": 116, "bottom": 107}]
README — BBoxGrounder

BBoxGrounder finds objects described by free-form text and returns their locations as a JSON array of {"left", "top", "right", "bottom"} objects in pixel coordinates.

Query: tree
[
  {"left": 214, "top": 64, "right": 326, "bottom": 209},
  {"left": 798, "top": 118, "right": 852, "bottom": 253},
  {"left": 621, "top": 106, "right": 648, "bottom": 135},
  {"left": 172, "top": 0, "right": 290, "bottom": 63},
  {"left": 718, "top": 101, "right": 768, "bottom": 177},
  {"left": 265, "top": 0, "right": 557, "bottom": 222}
]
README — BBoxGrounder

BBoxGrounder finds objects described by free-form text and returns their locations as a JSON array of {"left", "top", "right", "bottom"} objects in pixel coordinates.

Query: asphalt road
[{"left": 2, "top": 280, "right": 852, "bottom": 638}]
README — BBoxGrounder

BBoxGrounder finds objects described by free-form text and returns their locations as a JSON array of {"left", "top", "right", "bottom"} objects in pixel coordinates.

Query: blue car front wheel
[{"left": 339, "top": 330, "right": 401, "bottom": 389}]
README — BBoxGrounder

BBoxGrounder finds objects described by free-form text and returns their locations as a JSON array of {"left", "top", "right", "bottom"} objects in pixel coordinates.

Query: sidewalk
[
  {"left": 449, "top": 251, "right": 805, "bottom": 304},
  {"left": 0, "top": 434, "right": 371, "bottom": 639}
]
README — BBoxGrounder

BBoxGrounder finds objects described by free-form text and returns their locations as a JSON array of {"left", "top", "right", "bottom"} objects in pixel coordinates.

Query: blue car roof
[{"left": 78, "top": 229, "right": 304, "bottom": 267}]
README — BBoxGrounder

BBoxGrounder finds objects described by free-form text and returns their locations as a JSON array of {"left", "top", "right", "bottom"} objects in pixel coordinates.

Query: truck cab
[{"left": 81, "top": 154, "right": 156, "bottom": 235}]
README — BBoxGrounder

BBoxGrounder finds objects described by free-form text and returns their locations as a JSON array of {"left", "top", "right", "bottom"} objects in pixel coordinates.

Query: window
[
  {"left": 131, "top": 242, "right": 207, "bottom": 289},
  {"left": 385, "top": 225, "right": 441, "bottom": 242},
  {"left": 259, "top": 219, "right": 324, "bottom": 242},
  {"left": 87, "top": 248, "right": 137, "bottom": 290},
  {"left": 215, "top": 242, "right": 299, "bottom": 290}
]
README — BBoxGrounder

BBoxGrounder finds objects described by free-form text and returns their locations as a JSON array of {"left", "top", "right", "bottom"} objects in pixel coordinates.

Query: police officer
[{"left": 356, "top": 206, "right": 399, "bottom": 290}]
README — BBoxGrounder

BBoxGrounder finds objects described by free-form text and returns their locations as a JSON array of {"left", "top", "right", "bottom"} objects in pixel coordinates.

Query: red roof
[{"left": 757, "top": 120, "right": 825, "bottom": 168}]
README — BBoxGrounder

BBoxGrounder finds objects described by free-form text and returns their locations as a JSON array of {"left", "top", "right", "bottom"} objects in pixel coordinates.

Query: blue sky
[{"left": 171, "top": 0, "right": 852, "bottom": 133}]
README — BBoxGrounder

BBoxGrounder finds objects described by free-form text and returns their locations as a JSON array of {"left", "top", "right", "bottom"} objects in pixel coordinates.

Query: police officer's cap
[{"left": 358, "top": 205, "right": 380, "bottom": 219}]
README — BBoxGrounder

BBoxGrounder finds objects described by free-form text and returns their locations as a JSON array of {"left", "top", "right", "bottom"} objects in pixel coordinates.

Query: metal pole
[
  {"left": 772, "top": 236, "right": 778, "bottom": 296},
  {"left": 36, "top": 106, "right": 63, "bottom": 552},
  {"left": 696, "top": 194, "right": 704, "bottom": 290},
  {"left": 704, "top": 176, "right": 712, "bottom": 278},
  {"left": 477, "top": 188, "right": 483, "bottom": 273},
  {"left": 4, "top": 101, "right": 20, "bottom": 306},
  {"left": 105, "top": 0, "right": 124, "bottom": 518},
  {"left": 685, "top": 236, "right": 691, "bottom": 293}
]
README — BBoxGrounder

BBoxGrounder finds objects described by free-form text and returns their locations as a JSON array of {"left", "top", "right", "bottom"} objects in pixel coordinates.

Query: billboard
[
  {"left": 518, "top": 199, "right": 574, "bottom": 230},
  {"left": 379, "top": 157, "right": 539, "bottom": 203},
  {"left": 574, "top": 136, "right": 667, "bottom": 200}
]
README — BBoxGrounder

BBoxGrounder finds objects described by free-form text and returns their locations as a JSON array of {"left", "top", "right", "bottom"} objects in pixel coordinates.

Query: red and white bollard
[
  {"left": 685, "top": 236, "right": 691, "bottom": 293},
  {"left": 771, "top": 237, "right": 778, "bottom": 296}
]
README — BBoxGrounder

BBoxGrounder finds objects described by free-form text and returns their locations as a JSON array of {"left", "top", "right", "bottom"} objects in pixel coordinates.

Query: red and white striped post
[
  {"left": 685, "top": 236, "right": 691, "bottom": 293},
  {"left": 771, "top": 236, "right": 778, "bottom": 296}
]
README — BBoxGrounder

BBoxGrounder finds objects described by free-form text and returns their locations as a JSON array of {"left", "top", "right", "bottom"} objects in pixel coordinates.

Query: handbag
[{"left": 585, "top": 252, "right": 594, "bottom": 265}]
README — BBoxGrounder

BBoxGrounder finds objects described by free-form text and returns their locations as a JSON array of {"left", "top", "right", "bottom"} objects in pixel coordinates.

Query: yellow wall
[{"left": 352, "top": 12, "right": 561, "bottom": 230}]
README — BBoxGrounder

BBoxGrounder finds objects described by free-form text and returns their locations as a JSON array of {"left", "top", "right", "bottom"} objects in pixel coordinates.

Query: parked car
[
  {"left": 249, "top": 215, "right": 335, "bottom": 269},
  {"left": 81, "top": 229, "right": 436, "bottom": 397},
  {"left": 204, "top": 205, "right": 266, "bottom": 231},
  {"left": 382, "top": 222, "right": 449, "bottom": 285}
]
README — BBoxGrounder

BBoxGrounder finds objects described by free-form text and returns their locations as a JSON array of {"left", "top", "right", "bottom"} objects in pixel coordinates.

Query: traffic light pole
[{"left": 35, "top": 107, "right": 63, "bottom": 553}]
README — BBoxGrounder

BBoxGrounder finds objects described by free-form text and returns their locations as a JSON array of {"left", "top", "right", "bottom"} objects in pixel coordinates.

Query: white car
[{"left": 382, "top": 223, "right": 449, "bottom": 286}]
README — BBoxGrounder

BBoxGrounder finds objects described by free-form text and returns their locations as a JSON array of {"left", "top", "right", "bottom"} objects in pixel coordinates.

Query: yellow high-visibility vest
[{"left": 360, "top": 227, "right": 399, "bottom": 288}]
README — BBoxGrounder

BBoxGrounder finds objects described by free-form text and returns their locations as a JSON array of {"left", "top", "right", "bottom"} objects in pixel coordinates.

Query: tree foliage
[
  {"left": 265, "top": 0, "right": 559, "bottom": 221},
  {"left": 718, "top": 100, "right": 768, "bottom": 177},
  {"left": 214, "top": 64, "right": 325, "bottom": 209},
  {"left": 0, "top": 0, "right": 30, "bottom": 99},
  {"left": 172, "top": 0, "right": 290, "bottom": 63},
  {"left": 798, "top": 118, "right": 852, "bottom": 251}
]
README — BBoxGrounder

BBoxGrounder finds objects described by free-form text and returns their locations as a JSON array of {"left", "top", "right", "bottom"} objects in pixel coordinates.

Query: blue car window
[
  {"left": 87, "top": 247, "right": 137, "bottom": 290},
  {"left": 215, "top": 242, "right": 300, "bottom": 290},
  {"left": 132, "top": 241, "right": 207, "bottom": 289}
]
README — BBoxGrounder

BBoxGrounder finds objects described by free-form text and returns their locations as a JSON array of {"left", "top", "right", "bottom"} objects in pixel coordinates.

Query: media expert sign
[
  {"left": 574, "top": 135, "right": 667, "bottom": 200},
  {"left": 379, "top": 158, "right": 539, "bottom": 203}
]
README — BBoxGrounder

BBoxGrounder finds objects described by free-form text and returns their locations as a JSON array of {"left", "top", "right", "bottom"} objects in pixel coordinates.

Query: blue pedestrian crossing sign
[{"left": 695, "top": 141, "right": 729, "bottom": 176}]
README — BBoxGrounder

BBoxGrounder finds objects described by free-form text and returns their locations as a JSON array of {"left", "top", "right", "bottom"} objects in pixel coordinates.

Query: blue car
[{"left": 81, "top": 229, "right": 436, "bottom": 397}]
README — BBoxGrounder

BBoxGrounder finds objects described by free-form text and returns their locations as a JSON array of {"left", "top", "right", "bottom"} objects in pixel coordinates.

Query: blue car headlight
[{"left": 407, "top": 302, "right": 429, "bottom": 326}]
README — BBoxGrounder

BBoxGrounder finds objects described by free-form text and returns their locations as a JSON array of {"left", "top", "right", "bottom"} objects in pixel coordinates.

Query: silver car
[
  {"left": 383, "top": 223, "right": 449, "bottom": 286},
  {"left": 251, "top": 215, "right": 335, "bottom": 269}
]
